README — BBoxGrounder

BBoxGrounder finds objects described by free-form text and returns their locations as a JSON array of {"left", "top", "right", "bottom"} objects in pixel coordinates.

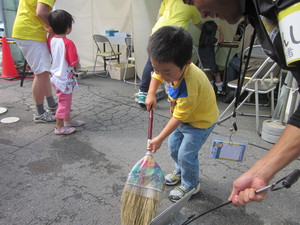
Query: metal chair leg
[{"left": 20, "top": 60, "right": 27, "bottom": 87}]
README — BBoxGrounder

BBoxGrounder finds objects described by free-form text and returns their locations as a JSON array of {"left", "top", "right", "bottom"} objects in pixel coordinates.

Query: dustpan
[{"left": 149, "top": 188, "right": 195, "bottom": 225}]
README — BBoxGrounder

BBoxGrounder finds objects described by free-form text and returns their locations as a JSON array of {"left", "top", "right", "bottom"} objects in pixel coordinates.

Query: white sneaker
[
  {"left": 165, "top": 171, "right": 181, "bottom": 186},
  {"left": 169, "top": 182, "right": 200, "bottom": 202},
  {"left": 33, "top": 111, "right": 56, "bottom": 123}
]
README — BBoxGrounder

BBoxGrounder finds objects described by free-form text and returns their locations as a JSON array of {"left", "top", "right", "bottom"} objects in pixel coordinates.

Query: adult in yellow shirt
[
  {"left": 13, "top": 0, "right": 58, "bottom": 123},
  {"left": 136, "top": 0, "right": 202, "bottom": 107}
]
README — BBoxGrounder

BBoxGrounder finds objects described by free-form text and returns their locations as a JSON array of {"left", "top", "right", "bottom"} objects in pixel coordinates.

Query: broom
[{"left": 121, "top": 109, "right": 165, "bottom": 225}]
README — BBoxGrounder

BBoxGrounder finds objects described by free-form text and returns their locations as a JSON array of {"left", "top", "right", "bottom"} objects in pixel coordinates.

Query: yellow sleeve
[
  {"left": 158, "top": 0, "right": 167, "bottom": 15},
  {"left": 190, "top": 6, "right": 201, "bottom": 24},
  {"left": 152, "top": 73, "right": 165, "bottom": 84},
  {"left": 38, "top": 0, "right": 56, "bottom": 8}
]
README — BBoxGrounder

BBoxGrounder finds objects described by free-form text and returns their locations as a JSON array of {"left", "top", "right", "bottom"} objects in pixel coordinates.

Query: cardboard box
[{"left": 108, "top": 63, "right": 135, "bottom": 80}]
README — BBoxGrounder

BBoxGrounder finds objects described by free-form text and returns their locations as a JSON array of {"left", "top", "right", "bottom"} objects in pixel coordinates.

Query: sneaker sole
[
  {"left": 34, "top": 119, "right": 56, "bottom": 123},
  {"left": 168, "top": 183, "right": 200, "bottom": 203},
  {"left": 193, "top": 183, "right": 201, "bottom": 195},
  {"left": 55, "top": 131, "right": 75, "bottom": 135},
  {"left": 138, "top": 102, "right": 146, "bottom": 107},
  {"left": 55, "top": 128, "right": 76, "bottom": 135}
]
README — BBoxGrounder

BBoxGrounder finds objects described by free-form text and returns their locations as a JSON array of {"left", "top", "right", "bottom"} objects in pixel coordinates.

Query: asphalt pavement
[{"left": 0, "top": 71, "right": 299, "bottom": 225}]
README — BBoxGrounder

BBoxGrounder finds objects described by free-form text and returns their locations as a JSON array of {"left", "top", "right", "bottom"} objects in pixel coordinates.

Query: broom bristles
[{"left": 121, "top": 184, "right": 162, "bottom": 225}]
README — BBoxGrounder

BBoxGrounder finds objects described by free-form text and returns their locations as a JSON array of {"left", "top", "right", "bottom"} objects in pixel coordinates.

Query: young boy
[
  {"left": 48, "top": 10, "right": 84, "bottom": 135},
  {"left": 146, "top": 26, "right": 219, "bottom": 202}
]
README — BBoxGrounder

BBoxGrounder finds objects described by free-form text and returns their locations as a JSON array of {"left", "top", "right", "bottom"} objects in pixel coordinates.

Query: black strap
[{"left": 232, "top": 27, "right": 257, "bottom": 119}]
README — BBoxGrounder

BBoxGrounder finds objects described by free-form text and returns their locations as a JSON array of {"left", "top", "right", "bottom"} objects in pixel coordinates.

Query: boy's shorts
[{"left": 15, "top": 39, "right": 51, "bottom": 75}]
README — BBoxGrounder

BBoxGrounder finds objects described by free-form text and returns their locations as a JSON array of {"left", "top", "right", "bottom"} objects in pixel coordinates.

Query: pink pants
[{"left": 55, "top": 89, "right": 72, "bottom": 120}]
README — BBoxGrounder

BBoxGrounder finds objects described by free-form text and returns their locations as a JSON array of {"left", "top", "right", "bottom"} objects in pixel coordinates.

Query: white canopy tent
[
  {"left": 55, "top": 0, "right": 161, "bottom": 77},
  {"left": 55, "top": 0, "right": 238, "bottom": 77}
]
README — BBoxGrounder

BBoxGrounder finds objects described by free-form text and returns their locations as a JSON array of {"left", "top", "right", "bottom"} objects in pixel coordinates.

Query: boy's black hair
[
  {"left": 147, "top": 26, "right": 193, "bottom": 69},
  {"left": 198, "top": 21, "right": 217, "bottom": 47},
  {"left": 49, "top": 10, "right": 74, "bottom": 35}
]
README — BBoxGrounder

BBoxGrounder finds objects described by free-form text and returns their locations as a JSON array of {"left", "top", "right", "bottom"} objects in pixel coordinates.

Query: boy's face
[{"left": 150, "top": 58, "right": 191, "bottom": 83}]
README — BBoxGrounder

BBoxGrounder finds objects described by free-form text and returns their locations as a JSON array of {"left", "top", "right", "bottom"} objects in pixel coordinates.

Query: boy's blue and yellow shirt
[{"left": 152, "top": 63, "right": 219, "bottom": 129}]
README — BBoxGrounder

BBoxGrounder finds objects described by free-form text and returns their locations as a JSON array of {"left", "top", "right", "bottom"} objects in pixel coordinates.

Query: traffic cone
[{"left": 0, "top": 36, "right": 20, "bottom": 80}]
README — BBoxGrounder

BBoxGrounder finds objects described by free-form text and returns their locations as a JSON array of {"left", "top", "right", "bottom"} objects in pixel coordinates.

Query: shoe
[
  {"left": 138, "top": 91, "right": 147, "bottom": 107},
  {"left": 165, "top": 171, "right": 181, "bottom": 186},
  {"left": 34, "top": 111, "right": 56, "bottom": 123},
  {"left": 216, "top": 90, "right": 226, "bottom": 96},
  {"left": 222, "top": 91, "right": 235, "bottom": 103},
  {"left": 168, "top": 182, "right": 200, "bottom": 203},
  {"left": 47, "top": 104, "right": 58, "bottom": 115},
  {"left": 64, "top": 120, "right": 84, "bottom": 127},
  {"left": 54, "top": 126, "right": 76, "bottom": 135},
  {"left": 134, "top": 92, "right": 139, "bottom": 103}
]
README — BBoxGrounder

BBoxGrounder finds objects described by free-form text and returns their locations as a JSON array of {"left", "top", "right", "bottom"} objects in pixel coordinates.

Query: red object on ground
[{"left": 0, "top": 37, "right": 20, "bottom": 80}]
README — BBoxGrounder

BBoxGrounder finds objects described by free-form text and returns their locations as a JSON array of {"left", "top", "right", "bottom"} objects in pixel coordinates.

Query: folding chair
[
  {"left": 123, "top": 37, "right": 138, "bottom": 85},
  {"left": 218, "top": 45, "right": 281, "bottom": 135},
  {"left": 92, "top": 34, "right": 121, "bottom": 77}
]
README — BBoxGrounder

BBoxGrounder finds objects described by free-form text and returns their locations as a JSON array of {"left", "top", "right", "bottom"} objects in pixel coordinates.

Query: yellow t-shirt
[
  {"left": 151, "top": 0, "right": 201, "bottom": 35},
  {"left": 12, "top": 0, "right": 56, "bottom": 41},
  {"left": 152, "top": 63, "right": 219, "bottom": 128}
]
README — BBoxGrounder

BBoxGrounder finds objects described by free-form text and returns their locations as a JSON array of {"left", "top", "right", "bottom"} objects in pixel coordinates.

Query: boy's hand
[
  {"left": 148, "top": 136, "right": 163, "bottom": 153},
  {"left": 146, "top": 94, "right": 157, "bottom": 112}
]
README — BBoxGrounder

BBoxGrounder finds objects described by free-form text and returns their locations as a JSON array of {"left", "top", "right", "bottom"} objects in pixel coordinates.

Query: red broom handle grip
[{"left": 148, "top": 109, "right": 154, "bottom": 140}]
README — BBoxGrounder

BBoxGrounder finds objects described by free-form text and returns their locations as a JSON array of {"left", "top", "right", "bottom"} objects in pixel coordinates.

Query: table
[
  {"left": 216, "top": 41, "right": 240, "bottom": 90},
  {"left": 106, "top": 34, "right": 131, "bottom": 53}
]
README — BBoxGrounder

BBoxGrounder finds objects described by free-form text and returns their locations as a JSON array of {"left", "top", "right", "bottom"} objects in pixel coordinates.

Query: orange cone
[{"left": 0, "top": 37, "right": 20, "bottom": 80}]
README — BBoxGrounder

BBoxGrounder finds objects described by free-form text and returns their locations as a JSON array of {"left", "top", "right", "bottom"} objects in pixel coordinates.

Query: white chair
[
  {"left": 123, "top": 37, "right": 138, "bottom": 85},
  {"left": 218, "top": 45, "right": 281, "bottom": 135},
  {"left": 93, "top": 34, "right": 121, "bottom": 77}
]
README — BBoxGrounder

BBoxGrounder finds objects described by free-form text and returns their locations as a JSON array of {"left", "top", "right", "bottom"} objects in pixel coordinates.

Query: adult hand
[{"left": 228, "top": 171, "right": 269, "bottom": 206}]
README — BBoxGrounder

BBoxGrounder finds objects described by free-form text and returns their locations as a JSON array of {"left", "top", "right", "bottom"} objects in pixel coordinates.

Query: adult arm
[
  {"left": 36, "top": 3, "right": 51, "bottom": 26},
  {"left": 229, "top": 124, "right": 300, "bottom": 205},
  {"left": 36, "top": 3, "right": 54, "bottom": 38},
  {"left": 217, "top": 24, "right": 224, "bottom": 44}
]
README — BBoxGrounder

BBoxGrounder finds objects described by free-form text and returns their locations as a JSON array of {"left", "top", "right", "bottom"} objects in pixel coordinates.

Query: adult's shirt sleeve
[
  {"left": 190, "top": 5, "right": 201, "bottom": 24},
  {"left": 158, "top": 0, "right": 167, "bottom": 15},
  {"left": 38, "top": 0, "right": 56, "bottom": 8}
]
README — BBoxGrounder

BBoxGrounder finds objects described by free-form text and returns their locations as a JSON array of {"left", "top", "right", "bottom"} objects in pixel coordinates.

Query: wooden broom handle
[{"left": 148, "top": 109, "right": 154, "bottom": 140}]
